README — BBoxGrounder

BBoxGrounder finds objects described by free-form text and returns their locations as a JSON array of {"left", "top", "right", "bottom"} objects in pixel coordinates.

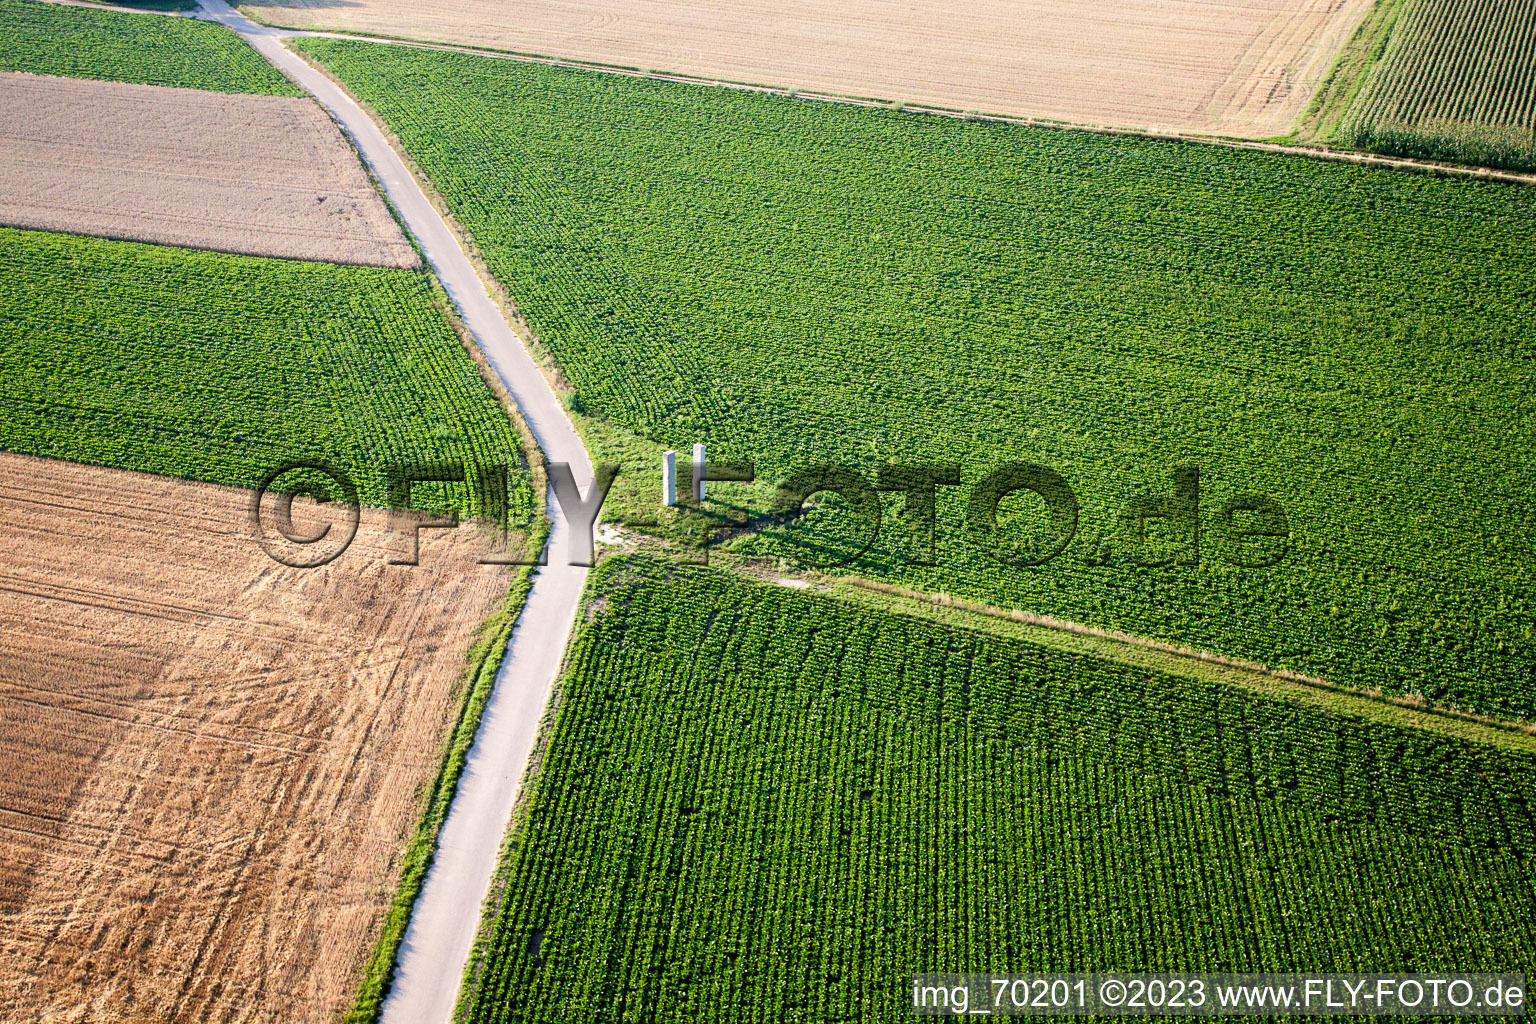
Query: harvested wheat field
[
  {"left": 244, "top": 0, "right": 1371, "bottom": 136},
  {"left": 0, "top": 453, "right": 515, "bottom": 1023},
  {"left": 0, "top": 72, "right": 417, "bottom": 268}
]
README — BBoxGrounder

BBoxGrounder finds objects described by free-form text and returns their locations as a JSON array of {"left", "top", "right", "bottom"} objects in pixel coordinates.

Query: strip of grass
[
  {"left": 1293, "top": 0, "right": 1410, "bottom": 143},
  {"left": 462, "top": 556, "right": 1536, "bottom": 1023},
  {"left": 824, "top": 575, "right": 1536, "bottom": 755},
  {"left": 297, "top": 38, "right": 1536, "bottom": 719},
  {"left": 0, "top": 225, "right": 535, "bottom": 520},
  {"left": 0, "top": 0, "right": 298, "bottom": 93},
  {"left": 0, "top": 224, "right": 545, "bottom": 1015}
]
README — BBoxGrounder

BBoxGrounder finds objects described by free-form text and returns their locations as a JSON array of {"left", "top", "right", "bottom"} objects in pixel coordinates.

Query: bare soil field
[
  {"left": 0, "top": 71, "right": 418, "bottom": 267},
  {"left": 0, "top": 453, "right": 515, "bottom": 1023},
  {"left": 244, "top": 0, "right": 1371, "bottom": 136}
]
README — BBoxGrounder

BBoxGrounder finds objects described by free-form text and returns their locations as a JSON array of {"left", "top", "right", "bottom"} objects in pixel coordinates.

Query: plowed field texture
[
  {"left": 462, "top": 557, "right": 1536, "bottom": 1024},
  {"left": 0, "top": 454, "right": 518, "bottom": 1023},
  {"left": 0, "top": 72, "right": 417, "bottom": 267},
  {"left": 301, "top": 39, "right": 1536, "bottom": 720}
]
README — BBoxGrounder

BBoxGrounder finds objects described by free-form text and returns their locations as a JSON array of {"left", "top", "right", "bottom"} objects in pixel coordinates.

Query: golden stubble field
[
  {"left": 0, "top": 72, "right": 418, "bottom": 268},
  {"left": 0, "top": 454, "right": 516, "bottom": 1022},
  {"left": 244, "top": 0, "right": 1371, "bottom": 136}
]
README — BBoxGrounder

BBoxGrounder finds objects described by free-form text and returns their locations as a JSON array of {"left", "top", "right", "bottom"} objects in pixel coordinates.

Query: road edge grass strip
[
  {"left": 284, "top": 37, "right": 580, "bottom": 401},
  {"left": 309, "top": 71, "right": 549, "bottom": 523},
  {"left": 448, "top": 665, "right": 558, "bottom": 1024},
  {"left": 344, "top": 546, "right": 544, "bottom": 1024},
  {"left": 825, "top": 575, "right": 1536, "bottom": 754},
  {"left": 301, "top": 84, "right": 432, "bottom": 272},
  {"left": 428, "top": 279, "right": 546, "bottom": 494},
  {"left": 204, "top": 48, "right": 551, "bottom": 1017}
]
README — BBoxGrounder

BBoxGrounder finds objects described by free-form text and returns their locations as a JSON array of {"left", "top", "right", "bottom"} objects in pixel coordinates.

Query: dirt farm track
[
  {"left": 0, "top": 454, "right": 515, "bottom": 1023},
  {"left": 243, "top": 0, "right": 1373, "bottom": 136}
]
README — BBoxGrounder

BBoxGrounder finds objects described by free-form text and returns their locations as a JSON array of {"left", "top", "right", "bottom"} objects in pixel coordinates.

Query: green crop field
[
  {"left": 95, "top": 0, "right": 199, "bottom": 11},
  {"left": 0, "top": 226, "right": 533, "bottom": 521},
  {"left": 0, "top": 0, "right": 298, "bottom": 94},
  {"left": 1306, "top": 0, "right": 1536, "bottom": 170},
  {"left": 463, "top": 557, "right": 1536, "bottom": 1023},
  {"left": 296, "top": 39, "right": 1536, "bottom": 720}
]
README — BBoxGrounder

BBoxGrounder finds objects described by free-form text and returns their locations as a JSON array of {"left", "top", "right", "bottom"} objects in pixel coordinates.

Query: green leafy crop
[
  {"left": 0, "top": 226, "right": 533, "bottom": 522},
  {"left": 296, "top": 39, "right": 1536, "bottom": 718},
  {"left": 464, "top": 558, "right": 1536, "bottom": 1023},
  {"left": 0, "top": 0, "right": 299, "bottom": 94},
  {"left": 1338, "top": 0, "right": 1536, "bottom": 171}
]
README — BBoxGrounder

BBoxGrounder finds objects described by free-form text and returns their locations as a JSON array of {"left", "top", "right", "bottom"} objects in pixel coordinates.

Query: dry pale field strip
[
  {"left": 0, "top": 72, "right": 417, "bottom": 268},
  {"left": 0, "top": 453, "right": 515, "bottom": 1023},
  {"left": 245, "top": 0, "right": 1371, "bottom": 136}
]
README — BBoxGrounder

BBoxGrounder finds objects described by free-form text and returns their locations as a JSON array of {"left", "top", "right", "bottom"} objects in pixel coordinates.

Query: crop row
[
  {"left": 298, "top": 39, "right": 1536, "bottom": 718},
  {"left": 462, "top": 558, "right": 1536, "bottom": 1023},
  {"left": 0, "top": 0, "right": 299, "bottom": 95},
  {"left": 1341, "top": 0, "right": 1536, "bottom": 169},
  {"left": 0, "top": 226, "right": 534, "bottom": 523}
]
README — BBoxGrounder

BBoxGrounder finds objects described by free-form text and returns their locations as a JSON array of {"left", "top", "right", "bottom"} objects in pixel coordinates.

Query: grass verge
[{"left": 1293, "top": 0, "right": 1409, "bottom": 142}]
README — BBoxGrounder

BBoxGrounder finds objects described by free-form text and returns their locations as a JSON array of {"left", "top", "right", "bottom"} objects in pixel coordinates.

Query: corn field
[{"left": 1342, "top": 0, "right": 1536, "bottom": 169}]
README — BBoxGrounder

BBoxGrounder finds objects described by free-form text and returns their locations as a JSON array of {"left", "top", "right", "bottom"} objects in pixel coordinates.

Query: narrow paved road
[{"left": 194, "top": 3, "right": 596, "bottom": 1021}]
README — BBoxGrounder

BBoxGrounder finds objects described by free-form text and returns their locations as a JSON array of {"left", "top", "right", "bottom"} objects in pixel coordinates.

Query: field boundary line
[
  {"left": 44, "top": 0, "right": 1535, "bottom": 181},
  {"left": 831, "top": 576, "right": 1536, "bottom": 753},
  {"left": 280, "top": 40, "right": 580, "bottom": 403},
  {"left": 1294, "top": 0, "right": 1413, "bottom": 142},
  {"left": 592, "top": 533, "right": 1536, "bottom": 752},
  {"left": 342, "top": 567, "right": 538, "bottom": 1024}
]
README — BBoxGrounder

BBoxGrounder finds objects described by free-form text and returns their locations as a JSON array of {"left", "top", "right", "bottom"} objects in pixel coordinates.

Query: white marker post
[
  {"left": 692, "top": 443, "right": 706, "bottom": 502},
  {"left": 662, "top": 450, "right": 677, "bottom": 507}
]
